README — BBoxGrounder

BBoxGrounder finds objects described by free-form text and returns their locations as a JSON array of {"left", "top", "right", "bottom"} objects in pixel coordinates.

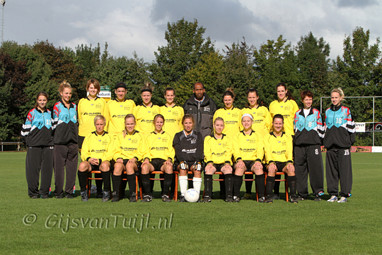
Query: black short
[
  {"left": 78, "top": 136, "right": 85, "bottom": 149},
  {"left": 122, "top": 159, "right": 141, "bottom": 168},
  {"left": 151, "top": 158, "right": 166, "bottom": 170},
  {"left": 266, "top": 162, "right": 286, "bottom": 172},
  {"left": 90, "top": 164, "right": 100, "bottom": 171},
  {"left": 213, "top": 163, "right": 225, "bottom": 172},
  {"left": 243, "top": 160, "right": 256, "bottom": 171}
]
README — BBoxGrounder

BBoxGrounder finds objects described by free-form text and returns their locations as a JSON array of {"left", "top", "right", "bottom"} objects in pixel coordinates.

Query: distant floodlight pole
[{"left": 1, "top": 0, "right": 5, "bottom": 44}]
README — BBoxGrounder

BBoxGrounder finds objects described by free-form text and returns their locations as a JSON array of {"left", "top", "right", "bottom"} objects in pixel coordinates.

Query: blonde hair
[
  {"left": 93, "top": 115, "right": 106, "bottom": 125},
  {"left": 59, "top": 80, "right": 72, "bottom": 93},
  {"left": 331, "top": 88, "right": 345, "bottom": 101},
  {"left": 141, "top": 82, "right": 154, "bottom": 94}
]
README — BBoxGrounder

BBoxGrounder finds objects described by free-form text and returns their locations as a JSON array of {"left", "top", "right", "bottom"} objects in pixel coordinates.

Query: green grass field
[{"left": 0, "top": 152, "right": 381, "bottom": 255}]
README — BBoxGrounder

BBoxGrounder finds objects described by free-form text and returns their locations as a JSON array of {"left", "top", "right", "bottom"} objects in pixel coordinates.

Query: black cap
[{"left": 115, "top": 82, "right": 127, "bottom": 90}]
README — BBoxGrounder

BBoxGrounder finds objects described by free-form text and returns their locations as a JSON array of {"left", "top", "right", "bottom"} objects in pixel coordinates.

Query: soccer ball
[{"left": 184, "top": 189, "right": 199, "bottom": 202}]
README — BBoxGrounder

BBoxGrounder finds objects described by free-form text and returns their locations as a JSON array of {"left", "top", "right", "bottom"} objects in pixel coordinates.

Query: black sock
[
  {"left": 127, "top": 173, "right": 136, "bottom": 197},
  {"left": 78, "top": 171, "right": 89, "bottom": 192},
  {"left": 112, "top": 175, "right": 121, "bottom": 197},
  {"left": 163, "top": 173, "right": 173, "bottom": 196},
  {"left": 204, "top": 174, "right": 212, "bottom": 198},
  {"left": 95, "top": 172, "right": 103, "bottom": 194},
  {"left": 225, "top": 174, "right": 233, "bottom": 197},
  {"left": 233, "top": 174, "right": 242, "bottom": 197},
  {"left": 245, "top": 174, "right": 253, "bottom": 193},
  {"left": 219, "top": 175, "right": 226, "bottom": 197},
  {"left": 288, "top": 175, "right": 297, "bottom": 197},
  {"left": 102, "top": 171, "right": 111, "bottom": 192},
  {"left": 141, "top": 174, "right": 151, "bottom": 196},
  {"left": 274, "top": 175, "right": 280, "bottom": 195},
  {"left": 120, "top": 171, "right": 127, "bottom": 196},
  {"left": 255, "top": 174, "right": 265, "bottom": 198},
  {"left": 188, "top": 173, "right": 194, "bottom": 189},
  {"left": 170, "top": 173, "right": 176, "bottom": 195},
  {"left": 266, "top": 176, "right": 275, "bottom": 197}
]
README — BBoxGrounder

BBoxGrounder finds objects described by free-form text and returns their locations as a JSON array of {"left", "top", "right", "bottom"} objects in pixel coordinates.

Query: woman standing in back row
[
  {"left": 21, "top": 92, "right": 54, "bottom": 199},
  {"left": 52, "top": 81, "right": 78, "bottom": 199},
  {"left": 324, "top": 88, "right": 355, "bottom": 203},
  {"left": 269, "top": 83, "right": 299, "bottom": 136},
  {"left": 269, "top": 83, "right": 299, "bottom": 198},
  {"left": 240, "top": 88, "right": 272, "bottom": 199},
  {"left": 134, "top": 82, "right": 160, "bottom": 135},
  {"left": 293, "top": 90, "right": 325, "bottom": 201},
  {"left": 78, "top": 79, "right": 107, "bottom": 198}
]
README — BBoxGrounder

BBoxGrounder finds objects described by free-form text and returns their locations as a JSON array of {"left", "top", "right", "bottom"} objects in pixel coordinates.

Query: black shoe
[
  {"left": 129, "top": 195, "right": 137, "bottom": 202},
  {"left": 272, "top": 194, "right": 280, "bottom": 200},
  {"left": 81, "top": 191, "right": 89, "bottom": 202},
  {"left": 112, "top": 195, "right": 120, "bottom": 202},
  {"left": 141, "top": 195, "right": 152, "bottom": 202},
  {"left": 265, "top": 196, "right": 273, "bottom": 203},
  {"left": 241, "top": 193, "right": 252, "bottom": 200},
  {"left": 30, "top": 195, "right": 39, "bottom": 199},
  {"left": 203, "top": 196, "right": 212, "bottom": 203},
  {"left": 65, "top": 193, "right": 74, "bottom": 199},
  {"left": 233, "top": 196, "right": 240, "bottom": 202},
  {"left": 258, "top": 196, "right": 266, "bottom": 203},
  {"left": 41, "top": 194, "right": 49, "bottom": 199},
  {"left": 162, "top": 195, "right": 171, "bottom": 202},
  {"left": 225, "top": 195, "right": 233, "bottom": 202},
  {"left": 55, "top": 193, "right": 65, "bottom": 199},
  {"left": 102, "top": 191, "right": 111, "bottom": 202},
  {"left": 296, "top": 195, "right": 306, "bottom": 201},
  {"left": 178, "top": 196, "right": 186, "bottom": 202},
  {"left": 96, "top": 192, "right": 103, "bottom": 199},
  {"left": 289, "top": 195, "right": 298, "bottom": 204},
  {"left": 314, "top": 195, "right": 322, "bottom": 201}
]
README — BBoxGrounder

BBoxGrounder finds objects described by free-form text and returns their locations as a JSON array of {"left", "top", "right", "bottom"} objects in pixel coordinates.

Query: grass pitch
[{"left": 0, "top": 152, "right": 381, "bottom": 254}]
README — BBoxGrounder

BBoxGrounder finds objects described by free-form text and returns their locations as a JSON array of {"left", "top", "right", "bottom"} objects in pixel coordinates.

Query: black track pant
[
  {"left": 25, "top": 146, "right": 54, "bottom": 197},
  {"left": 294, "top": 145, "right": 324, "bottom": 197},
  {"left": 54, "top": 144, "right": 78, "bottom": 196},
  {"left": 326, "top": 148, "right": 352, "bottom": 197}
]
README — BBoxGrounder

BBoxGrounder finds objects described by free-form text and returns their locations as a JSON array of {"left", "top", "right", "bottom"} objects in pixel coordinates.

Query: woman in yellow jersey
[
  {"left": 269, "top": 83, "right": 299, "bottom": 136},
  {"left": 160, "top": 87, "right": 184, "bottom": 140},
  {"left": 233, "top": 114, "right": 265, "bottom": 202},
  {"left": 264, "top": 114, "right": 298, "bottom": 203},
  {"left": 241, "top": 88, "right": 272, "bottom": 199},
  {"left": 141, "top": 114, "right": 174, "bottom": 202},
  {"left": 134, "top": 83, "right": 160, "bottom": 135},
  {"left": 112, "top": 114, "right": 146, "bottom": 202},
  {"left": 78, "top": 79, "right": 107, "bottom": 198},
  {"left": 213, "top": 88, "right": 241, "bottom": 138},
  {"left": 105, "top": 82, "right": 136, "bottom": 137},
  {"left": 78, "top": 79, "right": 107, "bottom": 148},
  {"left": 203, "top": 117, "right": 234, "bottom": 202},
  {"left": 77, "top": 115, "right": 114, "bottom": 202},
  {"left": 268, "top": 83, "right": 298, "bottom": 199}
]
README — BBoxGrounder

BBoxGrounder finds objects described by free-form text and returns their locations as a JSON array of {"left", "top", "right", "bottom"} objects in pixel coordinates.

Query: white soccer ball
[{"left": 184, "top": 189, "right": 199, "bottom": 203}]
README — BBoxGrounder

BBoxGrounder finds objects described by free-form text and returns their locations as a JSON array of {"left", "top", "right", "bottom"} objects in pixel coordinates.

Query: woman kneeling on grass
[
  {"left": 203, "top": 117, "right": 234, "bottom": 202},
  {"left": 78, "top": 115, "right": 114, "bottom": 202},
  {"left": 173, "top": 114, "right": 204, "bottom": 202},
  {"left": 233, "top": 114, "right": 265, "bottom": 202},
  {"left": 112, "top": 114, "right": 146, "bottom": 202},
  {"left": 264, "top": 114, "right": 298, "bottom": 203},
  {"left": 140, "top": 114, "right": 174, "bottom": 202}
]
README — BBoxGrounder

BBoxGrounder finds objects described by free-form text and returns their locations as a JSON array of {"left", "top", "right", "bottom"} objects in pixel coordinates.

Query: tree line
[{"left": 0, "top": 18, "right": 381, "bottom": 145}]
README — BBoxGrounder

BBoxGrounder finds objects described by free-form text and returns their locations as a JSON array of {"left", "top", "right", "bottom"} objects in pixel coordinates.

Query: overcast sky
[{"left": 3, "top": 0, "right": 381, "bottom": 62}]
